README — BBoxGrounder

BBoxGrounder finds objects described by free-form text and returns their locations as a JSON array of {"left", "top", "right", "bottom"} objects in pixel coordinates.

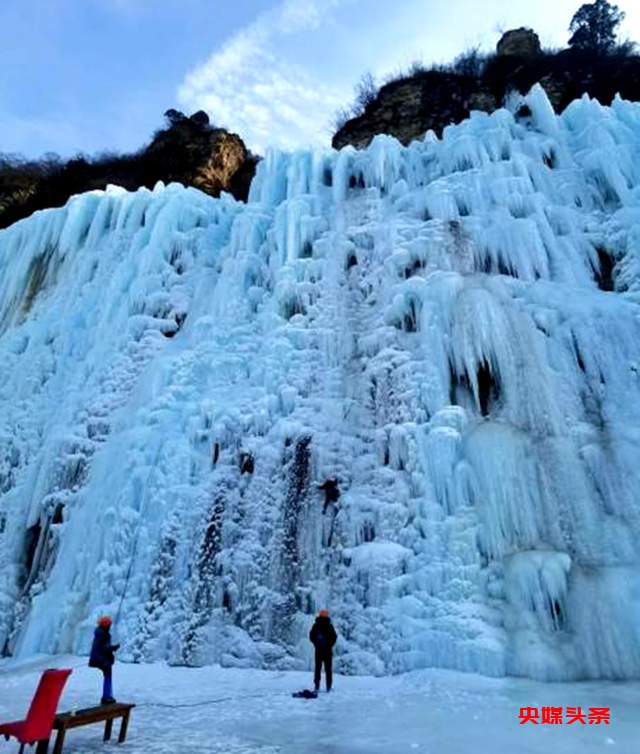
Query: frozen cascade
[{"left": 1, "top": 85, "right": 640, "bottom": 680}]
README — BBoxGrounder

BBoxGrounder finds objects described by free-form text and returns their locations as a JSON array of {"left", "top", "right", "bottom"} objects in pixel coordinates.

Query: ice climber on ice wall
[{"left": 1, "top": 85, "right": 640, "bottom": 683}]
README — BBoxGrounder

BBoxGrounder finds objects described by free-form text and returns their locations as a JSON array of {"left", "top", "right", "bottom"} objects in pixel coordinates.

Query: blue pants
[{"left": 101, "top": 667, "right": 114, "bottom": 700}]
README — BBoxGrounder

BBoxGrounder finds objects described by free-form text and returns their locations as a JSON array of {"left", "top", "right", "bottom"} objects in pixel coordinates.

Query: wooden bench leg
[
  {"left": 104, "top": 717, "right": 113, "bottom": 742},
  {"left": 52, "top": 728, "right": 66, "bottom": 754},
  {"left": 118, "top": 711, "right": 131, "bottom": 744},
  {"left": 35, "top": 738, "right": 50, "bottom": 754}
]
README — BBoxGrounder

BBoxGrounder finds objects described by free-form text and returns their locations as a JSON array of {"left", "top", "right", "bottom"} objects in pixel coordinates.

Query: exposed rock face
[
  {"left": 193, "top": 131, "right": 261, "bottom": 204},
  {"left": 333, "top": 72, "right": 497, "bottom": 151},
  {"left": 496, "top": 28, "right": 542, "bottom": 58},
  {"left": 0, "top": 113, "right": 259, "bottom": 230},
  {"left": 146, "top": 119, "right": 253, "bottom": 199},
  {"left": 333, "top": 41, "right": 640, "bottom": 151},
  {"left": 193, "top": 132, "right": 247, "bottom": 196}
]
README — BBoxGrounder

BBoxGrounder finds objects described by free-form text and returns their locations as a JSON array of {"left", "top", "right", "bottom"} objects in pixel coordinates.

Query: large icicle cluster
[{"left": 1, "top": 85, "right": 640, "bottom": 680}]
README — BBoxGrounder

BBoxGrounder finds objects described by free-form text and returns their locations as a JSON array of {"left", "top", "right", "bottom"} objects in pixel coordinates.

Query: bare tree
[{"left": 353, "top": 72, "right": 378, "bottom": 114}]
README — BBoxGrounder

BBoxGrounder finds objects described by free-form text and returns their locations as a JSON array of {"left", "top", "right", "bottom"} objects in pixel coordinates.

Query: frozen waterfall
[{"left": 1, "top": 85, "right": 640, "bottom": 681}]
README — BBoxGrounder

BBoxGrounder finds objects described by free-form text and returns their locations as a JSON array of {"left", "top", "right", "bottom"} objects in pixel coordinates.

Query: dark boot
[{"left": 314, "top": 649, "right": 322, "bottom": 692}]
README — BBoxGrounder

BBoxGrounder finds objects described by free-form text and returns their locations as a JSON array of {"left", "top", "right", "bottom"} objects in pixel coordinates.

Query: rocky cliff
[
  {"left": 0, "top": 111, "right": 258, "bottom": 230},
  {"left": 333, "top": 30, "right": 640, "bottom": 150}
]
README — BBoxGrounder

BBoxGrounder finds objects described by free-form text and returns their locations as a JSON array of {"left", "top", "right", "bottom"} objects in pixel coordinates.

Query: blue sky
[{"left": 1, "top": 0, "right": 639, "bottom": 158}]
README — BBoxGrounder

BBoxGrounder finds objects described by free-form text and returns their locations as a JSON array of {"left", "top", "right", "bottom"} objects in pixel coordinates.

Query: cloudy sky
[{"left": 1, "top": 0, "right": 639, "bottom": 158}]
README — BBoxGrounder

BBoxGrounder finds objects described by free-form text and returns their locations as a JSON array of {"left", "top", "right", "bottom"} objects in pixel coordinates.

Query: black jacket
[
  {"left": 309, "top": 617, "right": 337, "bottom": 652},
  {"left": 318, "top": 479, "right": 340, "bottom": 503},
  {"left": 89, "top": 626, "right": 118, "bottom": 669}
]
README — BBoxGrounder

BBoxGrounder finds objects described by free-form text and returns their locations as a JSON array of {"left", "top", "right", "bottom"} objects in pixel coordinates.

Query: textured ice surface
[
  {"left": 1, "top": 656, "right": 638, "bottom": 753},
  {"left": 1, "top": 86, "right": 640, "bottom": 680}
]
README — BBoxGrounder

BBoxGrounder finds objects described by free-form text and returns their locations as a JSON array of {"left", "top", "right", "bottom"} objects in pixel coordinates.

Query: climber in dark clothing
[
  {"left": 89, "top": 615, "right": 120, "bottom": 704},
  {"left": 310, "top": 609, "right": 337, "bottom": 692},
  {"left": 318, "top": 478, "right": 340, "bottom": 514}
]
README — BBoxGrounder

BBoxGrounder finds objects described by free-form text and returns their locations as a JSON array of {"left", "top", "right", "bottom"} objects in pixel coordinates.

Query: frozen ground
[{"left": 1, "top": 656, "right": 638, "bottom": 753}]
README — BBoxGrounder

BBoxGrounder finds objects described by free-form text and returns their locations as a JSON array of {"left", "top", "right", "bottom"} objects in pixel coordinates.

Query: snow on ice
[
  {"left": 1, "top": 656, "right": 638, "bottom": 754},
  {"left": 1, "top": 85, "right": 640, "bottom": 683}
]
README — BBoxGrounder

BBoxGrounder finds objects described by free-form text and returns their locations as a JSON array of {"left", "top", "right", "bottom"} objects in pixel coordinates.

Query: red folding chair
[{"left": 0, "top": 668, "right": 72, "bottom": 754}]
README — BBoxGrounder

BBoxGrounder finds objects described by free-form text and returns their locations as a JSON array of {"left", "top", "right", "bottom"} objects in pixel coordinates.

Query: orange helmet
[
  {"left": 97, "top": 615, "right": 112, "bottom": 628},
  {"left": 318, "top": 609, "right": 330, "bottom": 618}
]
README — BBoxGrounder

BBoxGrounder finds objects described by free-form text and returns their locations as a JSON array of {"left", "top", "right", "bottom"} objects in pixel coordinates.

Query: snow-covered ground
[{"left": 1, "top": 656, "right": 638, "bottom": 753}]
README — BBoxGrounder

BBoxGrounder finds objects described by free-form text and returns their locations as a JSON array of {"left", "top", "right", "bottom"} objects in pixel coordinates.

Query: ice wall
[{"left": 1, "top": 85, "right": 640, "bottom": 680}]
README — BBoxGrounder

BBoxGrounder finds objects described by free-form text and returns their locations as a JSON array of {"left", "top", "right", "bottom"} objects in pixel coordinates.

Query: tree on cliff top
[{"left": 569, "top": 0, "right": 625, "bottom": 53}]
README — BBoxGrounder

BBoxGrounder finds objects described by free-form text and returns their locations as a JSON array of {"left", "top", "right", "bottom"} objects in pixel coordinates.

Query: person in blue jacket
[
  {"left": 89, "top": 615, "right": 120, "bottom": 704},
  {"left": 309, "top": 609, "right": 337, "bottom": 692}
]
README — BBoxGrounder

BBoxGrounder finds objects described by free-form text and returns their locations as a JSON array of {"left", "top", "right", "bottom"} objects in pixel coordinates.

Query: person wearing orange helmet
[
  {"left": 88, "top": 615, "right": 120, "bottom": 704},
  {"left": 309, "top": 609, "right": 337, "bottom": 692}
]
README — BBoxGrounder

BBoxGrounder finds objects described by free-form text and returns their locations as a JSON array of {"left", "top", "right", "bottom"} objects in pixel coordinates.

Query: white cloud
[
  {"left": 177, "top": 0, "right": 640, "bottom": 154},
  {"left": 177, "top": 0, "right": 350, "bottom": 153}
]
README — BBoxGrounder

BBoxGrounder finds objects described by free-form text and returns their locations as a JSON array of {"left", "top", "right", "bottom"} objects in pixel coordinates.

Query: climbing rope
[{"left": 135, "top": 691, "right": 288, "bottom": 709}]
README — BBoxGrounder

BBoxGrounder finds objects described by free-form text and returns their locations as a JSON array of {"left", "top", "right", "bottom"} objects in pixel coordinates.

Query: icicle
[{"left": 2, "top": 87, "right": 640, "bottom": 682}]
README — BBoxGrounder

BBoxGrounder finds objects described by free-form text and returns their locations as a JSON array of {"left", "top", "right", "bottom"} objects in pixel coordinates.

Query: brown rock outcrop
[
  {"left": 192, "top": 131, "right": 247, "bottom": 196},
  {"left": 333, "top": 37, "right": 640, "bottom": 152},
  {"left": 496, "top": 28, "right": 542, "bottom": 58},
  {"left": 0, "top": 111, "right": 259, "bottom": 230},
  {"left": 333, "top": 72, "right": 496, "bottom": 151},
  {"left": 142, "top": 113, "right": 257, "bottom": 201}
]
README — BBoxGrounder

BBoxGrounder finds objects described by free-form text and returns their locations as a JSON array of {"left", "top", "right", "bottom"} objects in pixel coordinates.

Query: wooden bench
[{"left": 50, "top": 703, "right": 135, "bottom": 754}]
